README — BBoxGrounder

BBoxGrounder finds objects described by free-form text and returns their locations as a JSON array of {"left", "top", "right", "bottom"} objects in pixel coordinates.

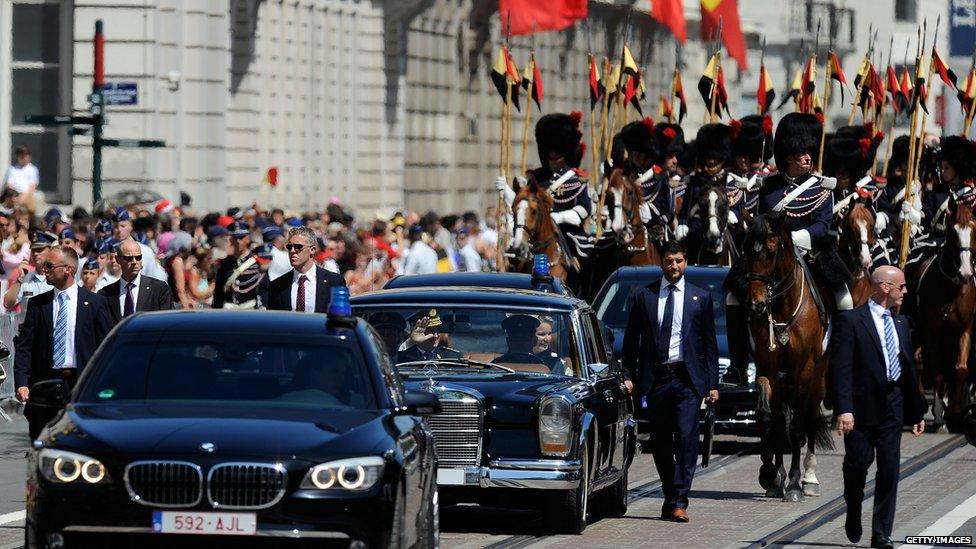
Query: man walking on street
[
  {"left": 98, "top": 238, "right": 173, "bottom": 325},
  {"left": 622, "top": 240, "right": 719, "bottom": 522},
  {"left": 13, "top": 246, "right": 112, "bottom": 439},
  {"left": 261, "top": 226, "right": 346, "bottom": 313},
  {"left": 830, "top": 265, "right": 926, "bottom": 549},
  {"left": 3, "top": 230, "right": 56, "bottom": 311}
]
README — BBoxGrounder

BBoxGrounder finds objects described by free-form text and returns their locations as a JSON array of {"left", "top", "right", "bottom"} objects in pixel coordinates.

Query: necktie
[
  {"left": 296, "top": 275, "right": 308, "bottom": 312},
  {"left": 124, "top": 282, "right": 135, "bottom": 316},
  {"left": 882, "top": 311, "right": 901, "bottom": 381},
  {"left": 659, "top": 283, "right": 676, "bottom": 363},
  {"left": 53, "top": 292, "right": 68, "bottom": 367}
]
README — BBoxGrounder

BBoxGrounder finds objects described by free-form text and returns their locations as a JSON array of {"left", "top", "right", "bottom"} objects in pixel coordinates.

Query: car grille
[
  {"left": 207, "top": 463, "right": 288, "bottom": 510},
  {"left": 124, "top": 461, "right": 202, "bottom": 507},
  {"left": 427, "top": 395, "right": 482, "bottom": 468}
]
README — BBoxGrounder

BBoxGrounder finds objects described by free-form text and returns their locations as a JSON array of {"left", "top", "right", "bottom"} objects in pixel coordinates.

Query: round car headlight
[
  {"left": 337, "top": 465, "right": 366, "bottom": 490},
  {"left": 300, "top": 457, "right": 385, "bottom": 492},
  {"left": 53, "top": 457, "right": 81, "bottom": 483},
  {"left": 81, "top": 460, "right": 106, "bottom": 484},
  {"left": 310, "top": 465, "right": 336, "bottom": 489}
]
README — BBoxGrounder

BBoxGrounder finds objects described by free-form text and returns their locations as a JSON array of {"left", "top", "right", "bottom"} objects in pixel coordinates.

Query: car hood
[
  {"left": 401, "top": 370, "right": 589, "bottom": 425},
  {"left": 53, "top": 403, "right": 392, "bottom": 461}
]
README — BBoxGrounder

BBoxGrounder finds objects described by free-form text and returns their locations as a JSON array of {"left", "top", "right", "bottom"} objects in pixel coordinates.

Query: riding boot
[{"left": 724, "top": 294, "right": 751, "bottom": 387}]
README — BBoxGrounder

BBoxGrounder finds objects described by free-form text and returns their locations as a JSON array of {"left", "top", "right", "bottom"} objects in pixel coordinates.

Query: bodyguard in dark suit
[
  {"left": 829, "top": 265, "right": 925, "bottom": 549},
  {"left": 13, "top": 246, "right": 112, "bottom": 439},
  {"left": 622, "top": 240, "right": 719, "bottom": 522},
  {"left": 97, "top": 238, "right": 173, "bottom": 325},
  {"left": 260, "top": 226, "right": 346, "bottom": 313}
]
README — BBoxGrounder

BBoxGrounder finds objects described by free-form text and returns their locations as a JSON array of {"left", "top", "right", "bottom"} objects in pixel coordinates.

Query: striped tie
[
  {"left": 882, "top": 311, "right": 901, "bottom": 381},
  {"left": 53, "top": 291, "right": 69, "bottom": 368}
]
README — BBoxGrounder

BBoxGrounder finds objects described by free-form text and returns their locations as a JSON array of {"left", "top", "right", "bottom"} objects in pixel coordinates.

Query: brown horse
[
  {"left": 509, "top": 178, "right": 577, "bottom": 290},
  {"left": 606, "top": 169, "right": 660, "bottom": 266},
  {"left": 916, "top": 200, "right": 976, "bottom": 432},
  {"left": 837, "top": 202, "right": 876, "bottom": 307},
  {"left": 741, "top": 212, "right": 832, "bottom": 501}
]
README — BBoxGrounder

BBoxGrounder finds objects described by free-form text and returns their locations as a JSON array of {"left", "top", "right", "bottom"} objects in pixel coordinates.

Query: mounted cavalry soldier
[
  {"left": 723, "top": 112, "right": 849, "bottom": 386},
  {"left": 675, "top": 123, "right": 733, "bottom": 241},
  {"left": 619, "top": 118, "right": 673, "bottom": 240},
  {"left": 655, "top": 121, "right": 688, "bottom": 209},
  {"left": 729, "top": 115, "right": 774, "bottom": 220},
  {"left": 874, "top": 135, "right": 910, "bottom": 239}
]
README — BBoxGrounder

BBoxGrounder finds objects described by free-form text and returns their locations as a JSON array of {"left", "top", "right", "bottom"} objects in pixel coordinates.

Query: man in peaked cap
[
  {"left": 80, "top": 256, "right": 101, "bottom": 292},
  {"left": 495, "top": 112, "right": 592, "bottom": 238},
  {"left": 618, "top": 119, "right": 674, "bottom": 242},
  {"left": 3, "top": 230, "right": 55, "bottom": 310},
  {"left": 396, "top": 308, "right": 462, "bottom": 363},
  {"left": 213, "top": 220, "right": 262, "bottom": 309},
  {"left": 261, "top": 224, "right": 291, "bottom": 280},
  {"left": 676, "top": 123, "right": 732, "bottom": 240},
  {"left": 94, "top": 238, "right": 120, "bottom": 291}
]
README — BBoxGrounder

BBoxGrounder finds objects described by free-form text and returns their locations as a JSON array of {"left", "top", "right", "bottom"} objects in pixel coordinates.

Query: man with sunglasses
[
  {"left": 14, "top": 245, "right": 112, "bottom": 439},
  {"left": 2, "top": 230, "right": 55, "bottom": 311},
  {"left": 111, "top": 206, "right": 167, "bottom": 282},
  {"left": 829, "top": 266, "right": 926, "bottom": 549},
  {"left": 260, "top": 226, "right": 345, "bottom": 313},
  {"left": 97, "top": 238, "right": 173, "bottom": 325}
]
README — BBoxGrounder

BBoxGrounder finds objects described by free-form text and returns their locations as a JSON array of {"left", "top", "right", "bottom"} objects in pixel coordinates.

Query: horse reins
[{"left": 746, "top": 250, "right": 807, "bottom": 351}]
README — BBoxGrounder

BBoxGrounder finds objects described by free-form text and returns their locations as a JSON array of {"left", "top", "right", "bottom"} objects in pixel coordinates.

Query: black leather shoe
[
  {"left": 871, "top": 536, "right": 893, "bottom": 549},
  {"left": 844, "top": 511, "right": 862, "bottom": 543}
]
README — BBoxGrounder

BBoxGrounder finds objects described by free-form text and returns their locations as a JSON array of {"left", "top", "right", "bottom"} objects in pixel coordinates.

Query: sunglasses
[
  {"left": 285, "top": 244, "right": 310, "bottom": 252},
  {"left": 119, "top": 254, "right": 142, "bottom": 262},
  {"left": 42, "top": 262, "right": 72, "bottom": 271}
]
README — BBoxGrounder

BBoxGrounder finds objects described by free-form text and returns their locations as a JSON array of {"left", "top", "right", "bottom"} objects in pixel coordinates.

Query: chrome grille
[
  {"left": 428, "top": 396, "right": 482, "bottom": 468},
  {"left": 207, "top": 463, "right": 287, "bottom": 510},
  {"left": 124, "top": 461, "right": 202, "bottom": 508}
]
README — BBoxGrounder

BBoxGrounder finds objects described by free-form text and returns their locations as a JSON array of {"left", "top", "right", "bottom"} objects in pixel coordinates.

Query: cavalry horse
[
  {"left": 685, "top": 183, "right": 736, "bottom": 267},
  {"left": 739, "top": 212, "right": 832, "bottom": 501},
  {"left": 916, "top": 199, "right": 976, "bottom": 432},
  {"left": 508, "top": 178, "right": 580, "bottom": 293},
  {"left": 605, "top": 169, "right": 660, "bottom": 267},
  {"left": 836, "top": 201, "right": 876, "bottom": 307}
]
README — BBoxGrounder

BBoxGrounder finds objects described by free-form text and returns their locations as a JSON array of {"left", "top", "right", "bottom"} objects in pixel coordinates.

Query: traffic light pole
[{"left": 92, "top": 19, "right": 105, "bottom": 205}]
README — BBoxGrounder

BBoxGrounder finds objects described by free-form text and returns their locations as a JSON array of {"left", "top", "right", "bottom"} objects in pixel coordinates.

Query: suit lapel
[
  {"left": 894, "top": 314, "right": 913, "bottom": 370},
  {"left": 315, "top": 270, "right": 331, "bottom": 313},
  {"left": 136, "top": 279, "right": 153, "bottom": 311},
  {"left": 75, "top": 290, "right": 90, "bottom": 355},
  {"left": 107, "top": 282, "right": 122, "bottom": 324},
  {"left": 858, "top": 305, "right": 885, "bottom": 363},
  {"left": 282, "top": 273, "right": 293, "bottom": 311},
  {"left": 647, "top": 280, "right": 661, "bottom": 332},
  {"left": 680, "top": 283, "right": 694, "bottom": 343},
  {"left": 42, "top": 295, "right": 54, "bottom": 351}
]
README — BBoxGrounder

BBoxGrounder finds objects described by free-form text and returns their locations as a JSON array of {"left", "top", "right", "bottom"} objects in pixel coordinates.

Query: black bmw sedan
[{"left": 24, "top": 309, "right": 440, "bottom": 549}]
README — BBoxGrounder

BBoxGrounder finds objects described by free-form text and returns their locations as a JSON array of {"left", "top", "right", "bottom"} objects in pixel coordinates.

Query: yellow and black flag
[
  {"left": 491, "top": 46, "right": 522, "bottom": 111},
  {"left": 756, "top": 63, "right": 775, "bottom": 115},
  {"left": 777, "top": 68, "right": 802, "bottom": 110},
  {"left": 958, "top": 69, "right": 976, "bottom": 115},
  {"left": 588, "top": 56, "right": 603, "bottom": 110},
  {"left": 522, "top": 56, "right": 544, "bottom": 110},
  {"left": 799, "top": 55, "right": 816, "bottom": 113},
  {"left": 673, "top": 69, "right": 688, "bottom": 122},
  {"left": 828, "top": 51, "right": 847, "bottom": 104},
  {"left": 698, "top": 53, "right": 720, "bottom": 113},
  {"left": 932, "top": 48, "right": 959, "bottom": 90}
]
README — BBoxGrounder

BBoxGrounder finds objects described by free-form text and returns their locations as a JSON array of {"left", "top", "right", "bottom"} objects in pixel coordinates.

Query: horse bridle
[
  {"left": 513, "top": 194, "right": 557, "bottom": 256},
  {"left": 745, "top": 244, "right": 806, "bottom": 350},
  {"left": 613, "top": 181, "right": 649, "bottom": 251}
]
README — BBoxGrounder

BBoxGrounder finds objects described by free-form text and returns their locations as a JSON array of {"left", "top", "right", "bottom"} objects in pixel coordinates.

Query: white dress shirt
[
  {"left": 290, "top": 265, "right": 316, "bottom": 312},
  {"left": 138, "top": 242, "right": 168, "bottom": 282},
  {"left": 460, "top": 242, "right": 482, "bottom": 272},
  {"left": 118, "top": 274, "right": 141, "bottom": 316},
  {"left": 656, "top": 276, "right": 685, "bottom": 364},
  {"left": 52, "top": 284, "right": 78, "bottom": 369},
  {"left": 403, "top": 241, "right": 438, "bottom": 275},
  {"left": 4, "top": 163, "right": 39, "bottom": 194},
  {"left": 868, "top": 298, "right": 899, "bottom": 374}
]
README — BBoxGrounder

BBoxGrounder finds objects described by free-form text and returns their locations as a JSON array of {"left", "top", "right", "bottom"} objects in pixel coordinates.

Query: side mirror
[
  {"left": 399, "top": 391, "right": 441, "bottom": 416},
  {"left": 0, "top": 343, "right": 10, "bottom": 361},
  {"left": 29, "top": 379, "right": 70, "bottom": 410},
  {"left": 586, "top": 362, "right": 610, "bottom": 381}
]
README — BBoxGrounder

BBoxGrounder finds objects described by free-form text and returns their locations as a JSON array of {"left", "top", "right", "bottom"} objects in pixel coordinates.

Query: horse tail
[{"left": 782, "top": 387, "right": 834, "bottom": 452}]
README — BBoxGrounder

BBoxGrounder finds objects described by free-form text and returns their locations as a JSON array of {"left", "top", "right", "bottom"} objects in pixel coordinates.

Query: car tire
[
  {"left": 599, "top": 466, "right": 629, "bottom": 518},
  {"left": 544, "top": 445, "right": 588, "bottom": 534},
  {"left": 417, "top": 482, "right": 439, "bottom": 549}
]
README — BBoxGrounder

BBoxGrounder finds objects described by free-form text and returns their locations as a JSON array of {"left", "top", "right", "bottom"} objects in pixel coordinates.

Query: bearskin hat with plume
[
  {"left": 940, "top": 135, "right": 976, "bottom": 183},
  {"left": 536, "top": 112, "right": 584, "bottom": 168},
  {"left": 731, "top": 115, "right": 773, "bottom": 164},
  {"left": 695, "top": 123, "right": 731, "bottom": 165},
  {"left": 653, "top": 122, "right": 685, "bottom": 162},
  {"left": 773, "top": 112, "right": 822, "bottom": 169},
  {"left": 621, "top": 118, "right": 660, "bottom": 162}
]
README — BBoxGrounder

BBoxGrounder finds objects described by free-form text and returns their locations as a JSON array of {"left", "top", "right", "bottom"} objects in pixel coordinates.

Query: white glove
[
  {"left": 669, "top": 175, "right": 683, "bottom": 189},
  {"left": 674, "top": 224, "right": 689, "bottom": 240},
  {"left": 495, "top": 176, "right": 516, "bottom": 206},
  {"left": 791, "top": 230, "right": 812, "bottom": 252},
  {"left": 638, "top": 203, "right": 652, "bottom": 224},
  {"left": 551, "top": 210, "right": 575, "bottom": 226},
  {"left": 728, "top": 211, "right": 739, "bottom": 225},
  {"left": 515, "top": 175, "right": 527, "bottom": 187},
  {"left": 600, "top": 159, "right": 612, "bottom": 178},
  {"left": 874, "top": 212, "right": 888, "bottom": 234},
  {"left": 899, "top": 201, "right": 922, "bottom": 225}
]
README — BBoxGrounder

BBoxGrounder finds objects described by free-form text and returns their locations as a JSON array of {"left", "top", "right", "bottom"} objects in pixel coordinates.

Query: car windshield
[
  {"left": 355, "top": 306, "right": 582, "bottom": 377},
  {"left": 596, "top": 271, "right": 727, "bottom": 334},
  {"left": 78, "top": 335, "right": 378, "bottom": 410}
]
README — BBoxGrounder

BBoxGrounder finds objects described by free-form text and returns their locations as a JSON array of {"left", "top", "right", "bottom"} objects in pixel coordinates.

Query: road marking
[
  {"left": 0, "top": 510, "right": 25, "bottom": 525},
  {"left": 903, "top": 492, "right": 976, "bottom": 549}
]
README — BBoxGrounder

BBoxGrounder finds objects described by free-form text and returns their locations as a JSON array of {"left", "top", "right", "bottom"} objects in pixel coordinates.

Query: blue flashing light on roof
[
  {"left": 329, "top": 286, "right": 353, "bottom": 317},
  {"left": 532, "top": 254, "right": 550, "bottom": 278}
]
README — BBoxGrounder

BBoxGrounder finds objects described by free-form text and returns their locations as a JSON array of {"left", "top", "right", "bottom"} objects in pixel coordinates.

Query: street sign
[
  {"left": 101, "top": 138, "right": 165, "bottom": 148},
  {"left": 103, "top": 82, "right": 138, "bottom": 106},
  {"left": 950, "top": 0, "right": 976, "bottom": 57},
  {"left": 24, "top": 114, "right": 97, "bottom": 125}
]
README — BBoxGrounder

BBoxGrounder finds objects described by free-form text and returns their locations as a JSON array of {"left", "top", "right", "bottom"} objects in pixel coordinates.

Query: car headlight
[
  {"left": 300, "top": 456, "right": 385, "bottom": 492},
  {"left": 39, "top": 449, "right": 110, "bottom": 485},
  {"left": 538, "top": 396, "right": 573, "bottom": 457}
]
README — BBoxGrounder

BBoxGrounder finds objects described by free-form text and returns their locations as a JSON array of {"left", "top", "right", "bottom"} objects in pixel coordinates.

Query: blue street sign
[
  {"left": 103, "top": 82, "right": 138, "bottom": 106},
  {"left": 950, "top": 0, "right": 976, "bottom": 57}
]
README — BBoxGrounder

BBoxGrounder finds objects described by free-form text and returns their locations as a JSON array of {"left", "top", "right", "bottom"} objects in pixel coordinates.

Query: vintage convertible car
[{"left": 352, "top": 284, "right": 636, "bottom": 534}]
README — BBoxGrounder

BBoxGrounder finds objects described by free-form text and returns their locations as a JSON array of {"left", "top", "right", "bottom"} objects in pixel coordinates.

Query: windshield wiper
[{"left": 396, "top": 358, "right": 515, "bottom": 373}]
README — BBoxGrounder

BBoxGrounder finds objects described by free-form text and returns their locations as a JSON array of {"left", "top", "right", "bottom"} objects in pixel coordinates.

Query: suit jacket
[
  {"left": 98, "top": 275, "right": 173, "bottom": 325},
  {"left": 13, "top": 287, "right": 112, "bottom": 389},
  {"left": 829, "top": 303, "right": 926, "bottom": 427},
  {"left": 622, "top": 277, "right": 720, "bottom": 398},
  {"left": 260, "top": 267, "right": 347, "bottom": 313}
]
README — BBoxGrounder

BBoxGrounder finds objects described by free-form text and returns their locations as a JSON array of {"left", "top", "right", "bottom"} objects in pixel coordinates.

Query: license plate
[
  {"left": 152, "top": 511, "right": 257, "bottom": 536},
  {"left": 437, "top": 468, "right": 465, "bottom": 485}
]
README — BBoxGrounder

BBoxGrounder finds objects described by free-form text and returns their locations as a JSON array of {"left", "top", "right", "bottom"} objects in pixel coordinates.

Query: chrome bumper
[{"left": 437, "top": 459, "right": 581, "bottom": 490}]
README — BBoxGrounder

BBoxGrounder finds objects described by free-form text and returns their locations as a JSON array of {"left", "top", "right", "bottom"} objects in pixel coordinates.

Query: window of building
[
  {"left": 895, "top": 0, "right": 917, "bottom": 22},
  {"left": 7, "top": 0, "right": 72, "bottom": 198}
]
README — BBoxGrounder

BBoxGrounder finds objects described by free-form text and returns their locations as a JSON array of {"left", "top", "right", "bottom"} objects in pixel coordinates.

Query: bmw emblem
[{"left": 199, "top": 442, "right": 216, "bottom": 453}]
